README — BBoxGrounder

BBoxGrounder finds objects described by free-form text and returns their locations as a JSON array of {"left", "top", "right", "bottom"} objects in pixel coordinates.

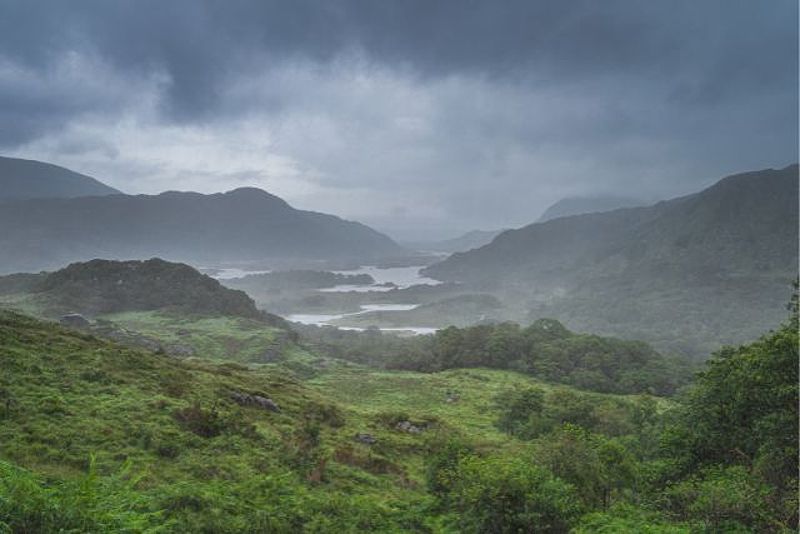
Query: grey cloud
[{"left": 0, "top": 0, "right": 796, "bottom": 240}]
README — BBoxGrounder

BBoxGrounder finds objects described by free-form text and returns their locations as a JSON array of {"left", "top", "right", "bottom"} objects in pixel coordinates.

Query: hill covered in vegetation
[
  {"left": 0, "top": 187, "right": 404, "bottom": 274},
  {"left": 298, "top": 318, "right": 692, "bottom": 396},
  {"left": 0, "top": 295, "right": 796, "bottom": 532},
  {"left": 24, "top": 258, "right": 265, "bottom": 320},
  {"left": 0, "top": 156, "right": 121, "bottom": 203},
  {"left": 425, "top": 165, "right": 799, "bottom": 357}
]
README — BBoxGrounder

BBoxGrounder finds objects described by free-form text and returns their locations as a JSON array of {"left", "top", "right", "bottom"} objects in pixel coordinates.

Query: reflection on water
[
  {"left": 286, "top": 303, "right": 436, "bottom": 335},
  {"left": 320, "top": 265, "right": 441, "bottom": 292}
]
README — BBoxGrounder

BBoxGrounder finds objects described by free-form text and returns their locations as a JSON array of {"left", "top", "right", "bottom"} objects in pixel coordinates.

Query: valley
[
  {"left": 0, "top": 255, "right": 795, "bottom": 532},
  {"left": 1, "top": 4, "right": 797, "bottom": 531}
]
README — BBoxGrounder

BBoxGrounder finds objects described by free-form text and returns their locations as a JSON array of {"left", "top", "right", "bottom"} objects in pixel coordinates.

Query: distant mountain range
[
  {"left": 404, "top": 229, "right": 506, "bottom": 254},
  {"left": 0, "top": 186, "right": 404, "bottom": 274},
  {"left": 0, "top": 156, "right": 121, "bottom": 202},
  {"left": 424, "top": 165, "right": 799, "bottom": 356},
  {"left": 537, "top": 195, "right": 646, "bottom": 222}
]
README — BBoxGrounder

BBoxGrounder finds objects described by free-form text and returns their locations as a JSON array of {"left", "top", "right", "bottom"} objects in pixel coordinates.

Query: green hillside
[
  {"left": 424, "top": 165, "right": 799, "bottom": 357},
  {"left": 1, "top": 299, "right": 796, "bottom": 532}
]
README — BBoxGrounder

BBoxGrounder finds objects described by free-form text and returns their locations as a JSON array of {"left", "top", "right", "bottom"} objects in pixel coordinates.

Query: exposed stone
[
  {"left": 230, "top": 391, "right": 280, "bottom": 412},
  {"left": 395, "top": 420, "right": 424, "bottom": 434},
  {"left": 354, "top": 433, "right": 377, "bottom": 445}
]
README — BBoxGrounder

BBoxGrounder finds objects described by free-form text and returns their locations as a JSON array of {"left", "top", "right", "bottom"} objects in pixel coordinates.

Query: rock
[
  {"left": 354, "top": 433, "right": 377, "bottom": 445},
  {"left": 176, "top": 329, "right": 190, "bottom": 336},
  {"left": 445, "top": 392, "right": 461, "bottom": 403},
  {"left": 60, "top": 313, "right": 90, "bottom": 328},
  {"left": 395, "top": 420, "right": 424, "bottom": 434},
  {"left": 252, "top": 395, "right": 280, "bottom": 412},
  {"left": 230, "top": 391, "right": 280, "bottom": 412}
]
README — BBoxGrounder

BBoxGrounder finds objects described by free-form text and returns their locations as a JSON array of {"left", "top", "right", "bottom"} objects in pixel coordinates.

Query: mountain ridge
[
  {"left": 0, "top": 155, "right": 121, "bottom": 202},
  {"left": 0, "top": 187, "right": 404, "bottom": 274},
  {"left": 423, "top": 164, "right": 799, "bottom": 356}
]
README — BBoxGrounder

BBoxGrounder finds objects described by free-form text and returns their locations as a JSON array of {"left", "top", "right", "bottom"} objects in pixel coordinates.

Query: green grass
[
  {"left": 100, "top": 310, "right": 300, "bottom": 363},
  {"left": 0, "top": 309, "right": 675, "bottom": 531}
]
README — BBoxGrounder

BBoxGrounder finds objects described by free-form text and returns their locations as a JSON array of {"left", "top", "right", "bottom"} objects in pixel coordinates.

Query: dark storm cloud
[
  {"left": 2, "top": 0, "right": 795, "bottom": 124},
  {"left": 0, "top": 0, "right": 796, "bottom": 239}
]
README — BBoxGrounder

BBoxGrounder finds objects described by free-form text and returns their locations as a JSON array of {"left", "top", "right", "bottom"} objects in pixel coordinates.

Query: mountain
[
  {"left": 424, "top": 165, "right": 799, "bottom": 356},
  {"left": 0, "top": 187, "right": 404, "bottom": 273},
  {"left": 0, "top": 156, "right": 121, "bottom": 202},
  {"left": 537, "top": 195, "right": 646, "bottom": 222},
  {"left": 404, "top": 229, "right": 506, "bottom": 253}
]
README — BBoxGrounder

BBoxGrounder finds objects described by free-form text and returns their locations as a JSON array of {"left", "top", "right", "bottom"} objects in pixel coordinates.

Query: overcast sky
[{"left": 0, "top": 0, "right": 797, "bottom": 240}]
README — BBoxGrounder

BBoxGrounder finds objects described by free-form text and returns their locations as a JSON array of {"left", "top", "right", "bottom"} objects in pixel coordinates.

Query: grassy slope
[
  {"left": 0, "top": 309, "right": 658, "bottom": 531},
  {"left": 100, "top": 310, "right": 303, "bottom": 363},
  {"left": 0, "top": 291, "right": 308, "bottom": 364}
]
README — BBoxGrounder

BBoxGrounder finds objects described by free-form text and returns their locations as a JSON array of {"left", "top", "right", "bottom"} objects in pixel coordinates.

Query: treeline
[
  {"left": 428, "top": 311, "right": 799, "bottom": 532},
  {"left": 298, "top": 319, "right": 693, "bottom": 395}
]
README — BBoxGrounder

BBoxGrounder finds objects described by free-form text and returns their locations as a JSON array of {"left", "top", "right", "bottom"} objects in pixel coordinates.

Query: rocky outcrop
[
  {"left": 354, "top": 433, "right": 377, "bottom": 445},
  {"left": 230, "top": 391, "right": 281, "bottom": 412}
]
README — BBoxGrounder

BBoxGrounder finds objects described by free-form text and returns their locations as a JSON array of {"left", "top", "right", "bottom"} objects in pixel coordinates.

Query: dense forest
[{"left": 297, "top": 318, "right": 693, "bottom": 395}]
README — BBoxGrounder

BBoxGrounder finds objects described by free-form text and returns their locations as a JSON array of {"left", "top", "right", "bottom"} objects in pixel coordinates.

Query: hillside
[
  {"left": 405, "top": 229, "right": 506, "bottom": 253},
  {"left": 0, "top": 187, "right": 404, "bottom": 274},
  {"left": 424, "top": 165, "right": 799, "bottom": 356},
  {"left": 0, "top": 156, "right": 120, "bottom": 202},
  {"left": 29, "top": 258, "right": 265, "bottom": 319},
  {"left": 0, "top": 302, "right": 796, "bottom": 531},
  {"left": 536, "top": 195, "right": 646, "bottom": 222}
]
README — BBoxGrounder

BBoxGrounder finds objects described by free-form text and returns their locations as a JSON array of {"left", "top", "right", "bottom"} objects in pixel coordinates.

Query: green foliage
[
  {"left": 305, "top": 318, "right": 692, "bottom": 395},
  {"left": 659, "top": 315, "right": 799, "bottom": 529},
  {"left": 434, "top": 452, "right": 582, "bottom": 533},
  {"left": 0, "top": 457, "right": 159, "bottom": 532},
  {"left": 0, "top": 284, "right": 797, "bottom": 532},
  {"left": 662, "top": 465, "right": 775, "bottom": 532},
  {"left": 574, "top": 504, "right": 691, "bottom": 533},
  {"left": 532, "top": 425, "right": 638, "bottom": 509}
]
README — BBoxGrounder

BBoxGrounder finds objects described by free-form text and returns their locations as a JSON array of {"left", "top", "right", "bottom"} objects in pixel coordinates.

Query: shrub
[
  {"left": 173, "top": 403, "right": 224, "bottom": 438},
  {"left": 447, "top": 455, "right": 582, "bottom": 533}
]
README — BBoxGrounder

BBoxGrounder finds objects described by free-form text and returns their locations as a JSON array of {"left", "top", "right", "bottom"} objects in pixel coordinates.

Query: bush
[
  {"left": 173, "top": 403, "right": 224, "bottom": 438},
  {"left": 446, "top": 455, "right": 582, "bottom": 533}
]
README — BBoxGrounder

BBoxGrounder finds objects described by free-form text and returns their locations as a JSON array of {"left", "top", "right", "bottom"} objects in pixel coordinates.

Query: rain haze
[
  {"left": 0, "top": 0, "right": 797, "bottom": 239},
  {"left": 0, "top": 3, "right": 799, "bottom": 530}
]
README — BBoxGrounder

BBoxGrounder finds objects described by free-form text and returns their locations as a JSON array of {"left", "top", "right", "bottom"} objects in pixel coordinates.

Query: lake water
[
  {"left": 319, "top": 265, "right": 441, "bottom": 292},
  {"left": 286, "top": 303, "right": 419, "bottom": 325},
  {"left": 286, "top": 303, "right": 437, "bottom": 335},
  {"left": 210, "top": 264, "right": 440, "bottom": 335},
  {"left": 207, "top": 267, "right": 272, "bottom": 280}
]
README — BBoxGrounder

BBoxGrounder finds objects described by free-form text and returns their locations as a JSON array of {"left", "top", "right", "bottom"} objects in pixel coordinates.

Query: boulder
[
  {"left": 354, "top": 433, "right": 377, "bottom": 445},
  {"left": 395, "top": 420, "right": 424, "bottom": 434},
  {"left": 230, "top": 391, "right": 280, "bottom": 412}
]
